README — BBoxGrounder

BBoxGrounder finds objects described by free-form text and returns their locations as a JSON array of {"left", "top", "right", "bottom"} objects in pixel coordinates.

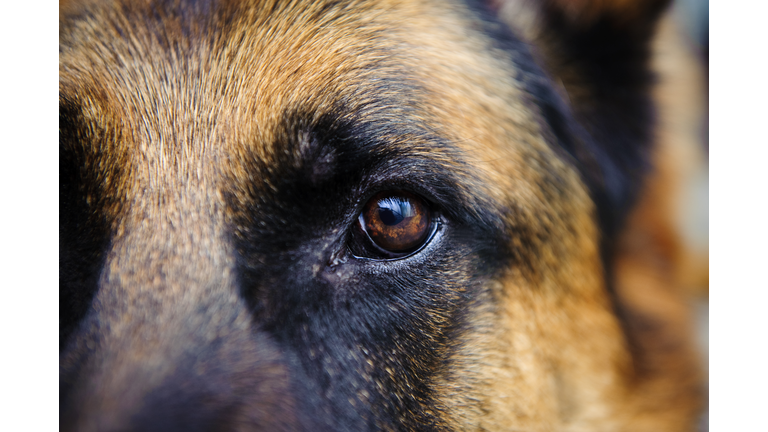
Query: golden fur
[{"left": 59, "top": 0, "right": 706, "bottom": 430}]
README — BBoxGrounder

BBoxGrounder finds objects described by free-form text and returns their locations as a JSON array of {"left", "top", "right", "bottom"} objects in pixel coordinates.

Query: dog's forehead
[
  {"left": 59, "top": 1, "right": 390, "bottom": 147},
  {"left": 59, "top": 0, "right": 579, "bottom": 240},
  {"left": 60, "top": 0, "right": 546, "bottom": 152}
]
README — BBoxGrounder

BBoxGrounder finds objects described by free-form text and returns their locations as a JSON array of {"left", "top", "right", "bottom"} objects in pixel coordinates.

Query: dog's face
[{"left": 60, "top": 0, "right": 703, "bottom": 430}]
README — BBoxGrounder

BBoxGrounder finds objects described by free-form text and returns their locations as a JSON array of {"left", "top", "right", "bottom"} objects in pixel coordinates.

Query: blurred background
[
  {"left": 665, "top": 1, "right": 709, "bottom": 429},
  {"left": 669, "top": 0, "right": 709, "bottom": 372}
]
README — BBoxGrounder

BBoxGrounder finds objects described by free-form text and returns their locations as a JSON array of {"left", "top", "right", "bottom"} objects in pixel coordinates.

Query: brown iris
[{"left": 359, "top": 191, "right": 431, "bottom": 253}]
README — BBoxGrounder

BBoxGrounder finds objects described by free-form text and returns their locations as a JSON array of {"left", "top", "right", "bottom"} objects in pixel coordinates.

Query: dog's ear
[
  {"left": 495, "top": 1, "right": 708, "bottom": 417},
  {"left": 492, "top": 0, "right": 671, "bottom": 240},
  {"left": 499, "top": 0, "right": 707, "bottom": 411}
]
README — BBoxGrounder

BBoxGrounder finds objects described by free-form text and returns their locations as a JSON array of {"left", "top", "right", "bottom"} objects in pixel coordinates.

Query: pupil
[
  {"left": 377, "top": 197, "right": 413, "bottom": 226},
  {"left": 378, "top": 207, "right": 403, "bottom": 226}
]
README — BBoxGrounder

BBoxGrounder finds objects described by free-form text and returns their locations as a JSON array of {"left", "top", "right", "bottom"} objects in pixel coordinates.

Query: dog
[{"left": 59, "top": 0, "right": 706, "bottom": 430}]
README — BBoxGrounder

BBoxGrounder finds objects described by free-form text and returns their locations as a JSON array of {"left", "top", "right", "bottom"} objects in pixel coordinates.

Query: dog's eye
[{"left": 352, "top": 191, "right": 434, "bottom": 259}]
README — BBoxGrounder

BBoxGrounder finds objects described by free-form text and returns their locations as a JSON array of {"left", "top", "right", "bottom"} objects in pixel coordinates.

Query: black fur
[
  {"left": 59, "top": 0, "right": 678, "bottom": 429},
  {"left": 458, "top": 0, "right": 673, "bottom": 381},
  {"left": 228, "top": 104, "right": 509, "bottom": 431},
  {"left": 59, "top": 100, "right": 114, "bottom": 350},
  {"left": 463, "top": 0, "right": 670, "bottom": 241}
]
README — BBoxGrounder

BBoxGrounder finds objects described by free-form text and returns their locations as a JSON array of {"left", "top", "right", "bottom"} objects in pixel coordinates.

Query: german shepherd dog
[{"left": 60, "top": 0, "right": 706, "bottom": 430}]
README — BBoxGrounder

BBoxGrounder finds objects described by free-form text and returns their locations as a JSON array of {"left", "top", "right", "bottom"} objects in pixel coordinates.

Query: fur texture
[{"left": 59, "top": 0, "right": 705, "bottom": 430}]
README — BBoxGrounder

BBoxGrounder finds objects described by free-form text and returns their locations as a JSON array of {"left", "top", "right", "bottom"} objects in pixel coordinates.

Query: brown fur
[{"left": 60, "top": 0, "right": 706, "bottom": 430}]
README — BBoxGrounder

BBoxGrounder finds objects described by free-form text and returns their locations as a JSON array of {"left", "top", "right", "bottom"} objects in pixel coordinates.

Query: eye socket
[{"left": 353, "top": 190, "right": 434, "bottom": 258}]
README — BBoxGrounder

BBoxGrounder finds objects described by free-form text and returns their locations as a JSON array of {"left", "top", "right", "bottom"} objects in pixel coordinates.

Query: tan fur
[
  {"left": 60, "top": 0, "right": 706, "bottom": 430},
  {"left": 607, "top": 12, "right": 707, "bottom": 430},
  {"left": 380, "top": 7, "right": 631, "bottom": 430}
]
